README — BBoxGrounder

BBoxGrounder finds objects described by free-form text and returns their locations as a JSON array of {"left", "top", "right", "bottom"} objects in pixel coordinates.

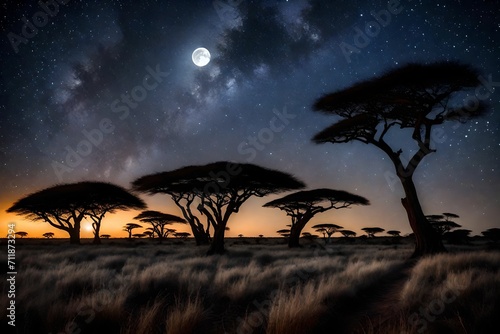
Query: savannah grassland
[{"left": 1, "top": 238, "right": 499, "bottom": 334}]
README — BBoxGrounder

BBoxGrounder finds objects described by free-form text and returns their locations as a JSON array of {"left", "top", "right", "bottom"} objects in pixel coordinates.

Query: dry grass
[{"left": 0, "top": 239, "right": 497, "bottom": 333}]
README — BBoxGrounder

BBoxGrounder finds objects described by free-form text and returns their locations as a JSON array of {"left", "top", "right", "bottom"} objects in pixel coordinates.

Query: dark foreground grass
[{"left": 0, "top": 238, "right": 498, "bottom": 334}]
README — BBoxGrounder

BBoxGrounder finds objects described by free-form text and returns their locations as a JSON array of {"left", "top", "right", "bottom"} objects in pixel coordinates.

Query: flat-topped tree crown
[
  {"left": 7, "top": 181, "right": 146, "bottom": 244},
  {"left": 265, "top": 188, "right": 369, "bottom": 247},
  {"left": 313, "top": 62, "right": 487, "bottom": 148},
  {"left": 132, "top": 162, "right": 305, "bottom": 254},
  {"left": 312, "top": 61, "right": 489, "bottom": 257},
  {"left": 134, "top": 210, "right": 186, "bottom": 241},
  {"left": 132, "top": 161, "right": 305, "bottom": 197},
  {"left": 362, "top": 227, "right": 385, "bottom": 238}
]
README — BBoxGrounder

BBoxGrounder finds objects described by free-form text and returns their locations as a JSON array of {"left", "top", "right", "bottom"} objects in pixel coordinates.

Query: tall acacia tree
[
  {"left": 132, "top": 162, "right": 305, "bottom": 254},
  {"left": 264, "top": 189, "right": 369, "bottom": 248},
  {"left": 312, "top": 62, "right": 488, "bottom": 257},
  {"left": 7, "top": 182, "right": 146, "bottom": 244}
]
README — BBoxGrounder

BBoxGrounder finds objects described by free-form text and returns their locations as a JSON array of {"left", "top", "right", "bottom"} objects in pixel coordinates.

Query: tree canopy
[
  {"left": 133, "top": 161, "right": 305, "bottom": 254},
  {"left": 134, "top": 210, "right": 186, "bottom": 241},
  {"left": 264, "top": 188, "right": 368, "bottom": 247},
  {"left": 312, "top": 223, "right": 343, "bottom": 243},
  {"left": 362, "top": 227, "right": 385, "bottom": 238},
  {"left": 312, "top": 61, "right": 487, "bottom": 257},
  {"left": 7, "top": 181, "right": 146, "bottom": 244}
]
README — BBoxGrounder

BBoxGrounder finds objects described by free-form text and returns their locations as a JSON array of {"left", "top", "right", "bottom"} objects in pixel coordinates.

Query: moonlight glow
[{"left": 192, "top": 47, "right": 211, "bottom": 67}]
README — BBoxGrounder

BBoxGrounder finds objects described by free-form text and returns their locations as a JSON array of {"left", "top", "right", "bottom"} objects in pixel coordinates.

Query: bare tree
[
  {"left": 312, "top": 62, "right": 487, "bottom": 257},
  {"left": 132, "top": 162, "right": 305, "bottom": 254},
  {"left": 7, "top": 182, "right": 146, "bottom": 244},
  {"left": 362, "top": 227, "right": 385, "bottom": 238},
  {"left": 312, "top": 223, "right": 343, "bottom": 244},
  {"left": 123, "top": 223, "right": 143, "bottom": 239},
  {"left": 264, "top": 189, "right": 368, "bottom": 247}
]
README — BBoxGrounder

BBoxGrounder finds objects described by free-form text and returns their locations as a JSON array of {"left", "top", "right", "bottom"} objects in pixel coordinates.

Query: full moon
[{"left": 192, "top": 47, "right": 211, "bottom": 67}]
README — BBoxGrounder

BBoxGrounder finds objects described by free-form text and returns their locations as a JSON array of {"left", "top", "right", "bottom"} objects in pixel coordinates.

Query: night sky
[{"left": 1, "top": 0, "right": 499, "bottom": 238}]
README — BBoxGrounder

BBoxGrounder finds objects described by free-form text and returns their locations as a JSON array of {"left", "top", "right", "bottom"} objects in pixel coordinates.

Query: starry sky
[{"left": 1, "top": 0, "right": 499, "bottom": 238}]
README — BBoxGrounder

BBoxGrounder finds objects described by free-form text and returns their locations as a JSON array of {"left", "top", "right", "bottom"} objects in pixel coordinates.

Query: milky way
[{"left": 1, "top": 0, "right": 499, "bottom": 235}]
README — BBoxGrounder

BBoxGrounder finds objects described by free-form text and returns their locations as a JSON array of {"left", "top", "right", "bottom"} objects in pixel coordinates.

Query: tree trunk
[
  {"left": 400, "top": 176, "right": 446, "bottom": 257},
  {"left": 191, "top": 222, "right": 210, "bottom": 246},
  {"left": 92, "top": 224, "right": 101, "bottom": 244},
  {"left": 288, "top": 224, "right": 302, "bottom": 248},
  {"left": 69, "top": 228, "right": 80, "bottom": 245},
  {"left": 207, "top": 225, "right": 226, "bottom": 255}
]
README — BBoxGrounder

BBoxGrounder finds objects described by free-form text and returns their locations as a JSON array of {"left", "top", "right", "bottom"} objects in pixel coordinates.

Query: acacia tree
[
  {"left": 43, "top": 232, "right": 54, "bottom": 239},
  {"left": 7, "top": 182, "right": 146, "bottom": 245},
  {"left": 15, "top": 231, "right": 28, "bottom": 238},
  {"left": 341, "top": 230, "right": 356, "bottom": 238},
  {"left": 134, "top": 210, "right": 186, "bottom": 243},
  {"left": 264, "top": 189, "right": 369, "bottom": 248},
  {"left": 174, "top": 232, "right": 191, "bottom": 240},
  {"left": 482, "top": 228, "right": 500, "bottom": 243},
  {"left": 123, "top": 223, "right": 143, "bottom": 239},
  {"left": 426, "top": 213, "right": 461, "bottom": 236},
  {"left": 133, "top": 162, "right": 305, "bottom": 254},
  {"left": 312, "top": 62, "right": 488, "bottom": 257},
  {"left": 362, "top": 227, "right": 385, "bottom": 238},
  {"left": 312, "top": 223, "right": 343, "bottom": 244},
  {"left": 387, "top": 230, "right": 401, "bottom": 237},
  {"left": 84, "top": 183, "right": 146, "bottom": 244}
]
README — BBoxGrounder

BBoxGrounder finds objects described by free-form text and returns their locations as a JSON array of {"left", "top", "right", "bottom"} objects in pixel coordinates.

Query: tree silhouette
[
  {"left": 301, "top": 232, "right": 319, "bottom": 244},
  {"left": 15, "top": 231, "right": 28, "bottom": 238},
  {"left": 84, "top": 183, "right": 146, "bottom": 244},
  {"left": 174, "top": 232, "right": 191, "bottom": 240},
  {"left": 444, "top": 229, "right": 471, "bottom": 244},
  {"left": 134, "top": 210, "right": 185, "bottom": 242},
  {"left": 123, "top": 223, "right": 143, "bottom": 239},
  {"left": 340, "top": 230, "right": 356, "bottom": 238},
  {"left": 42, "top": 232, "right": 54, "bottom": 239},
  {"left": 426, "top": 213, "right": 462, "bottom": 236},
  {"left": 143, "top": 230, "right": 154, "bottom": 238},
  {"left": 100, "top": 234, "right": 111, "bottom": 239},
  {"left": 387, "top": 230, "right": 401, "bottom": 237},
  {"left": 7, "top": 182, "right": 146, "bottom": 244},
  {"left": 132, "top": 233, "right": 146, "bottom": 238},
  {"left": 312, "top": 223, "right": 343, "bottom": 244},
  {"left": 312, "top": 62, "right": 487, "bottom": 257},
  {"left": 264, "top": 189, "right": 369, "bottom": 247},
  {"left": 132, "top": 162, "right": 305, "bottom": 254},
  {"left": 362, "top": 227, "right": 385, "bottom": 238},
  {"left": 482, "top": 228, "right": 500, "bottom": 244},
  {"left": 276, "top": 229, "right": 290, "bottom": 242}
]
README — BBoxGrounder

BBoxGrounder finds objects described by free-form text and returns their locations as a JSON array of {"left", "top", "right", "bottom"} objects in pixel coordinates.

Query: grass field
[{"left": 1, "top": 238, "right": 499, "bottom": 333}]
